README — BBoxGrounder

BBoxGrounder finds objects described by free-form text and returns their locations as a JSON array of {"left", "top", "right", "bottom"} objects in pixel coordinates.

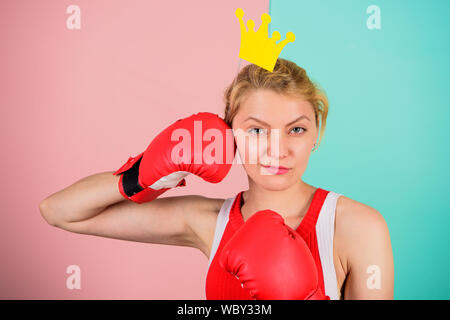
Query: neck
[{"left": 242, "top": 179, "right": 316, "bottom": 219}]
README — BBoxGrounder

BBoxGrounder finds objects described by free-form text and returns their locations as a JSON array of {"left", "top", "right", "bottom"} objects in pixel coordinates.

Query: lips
[{"left": 261, "top": 165, "right": 290, "bottom": 175}]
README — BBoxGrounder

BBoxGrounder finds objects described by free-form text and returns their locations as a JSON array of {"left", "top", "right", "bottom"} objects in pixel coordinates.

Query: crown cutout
[{"left": 235, "top": 8, "right": 295, "bottom": 72}]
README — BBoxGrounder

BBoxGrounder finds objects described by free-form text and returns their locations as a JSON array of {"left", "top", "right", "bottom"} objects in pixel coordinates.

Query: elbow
[{"left": 39, "top": 199, "right": 60, "bottom": 227}]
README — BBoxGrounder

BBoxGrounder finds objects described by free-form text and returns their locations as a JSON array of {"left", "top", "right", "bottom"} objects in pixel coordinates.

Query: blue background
[{"left": 269, "top": 0, "right": 450, "bottom": 299}]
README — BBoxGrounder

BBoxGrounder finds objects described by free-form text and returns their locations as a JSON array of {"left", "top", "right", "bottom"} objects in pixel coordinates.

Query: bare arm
[
  {"left": 336, "top": 200, "right": 394, "bottom": 299},
  {"left": 39, "top": 171, "right": 220, "bottom": 251},
  {"left": 39, "top": 172, "right": 125, "bottom": 226}
]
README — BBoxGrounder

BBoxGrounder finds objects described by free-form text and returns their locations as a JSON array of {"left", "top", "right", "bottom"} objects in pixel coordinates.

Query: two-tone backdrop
[{"left": 0, "top": 0, "right": 448, "bottom": 299}]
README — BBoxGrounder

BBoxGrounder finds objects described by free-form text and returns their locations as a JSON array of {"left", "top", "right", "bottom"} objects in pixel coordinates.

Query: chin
[{"left": 255, "top": 175, "right": 297, "bottom": 191}]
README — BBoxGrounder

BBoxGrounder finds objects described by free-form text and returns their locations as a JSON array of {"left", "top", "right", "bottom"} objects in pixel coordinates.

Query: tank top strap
[
  {"left": 296, "top": 188, "right": 330, "bottom": 238},
  {"left": 228, "top": 190, "right": 245, "bottom": 231}
]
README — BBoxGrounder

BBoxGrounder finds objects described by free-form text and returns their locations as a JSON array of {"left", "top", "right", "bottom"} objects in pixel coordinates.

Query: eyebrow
[{"left": 244, "top": 115, "right": 310, "bottom": 127}]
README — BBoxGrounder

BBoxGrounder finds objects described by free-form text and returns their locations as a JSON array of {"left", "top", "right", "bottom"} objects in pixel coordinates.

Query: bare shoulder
[
  {"left": 335, "top": 195, "right": 387, "bottom": 229},
  {"left": 335, "top": 195, "right": 391, "bottom": 268},
  {"left": 182, "top": 195, "right": 225, "bottom": 258},
  {"left": 334, "top": 195, "right": 394, "bottom": 299}
]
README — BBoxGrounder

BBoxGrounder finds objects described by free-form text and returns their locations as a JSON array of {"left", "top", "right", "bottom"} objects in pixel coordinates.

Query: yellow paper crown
[{"left": 235, "top": 8, "right": 295, "bottom": 72}]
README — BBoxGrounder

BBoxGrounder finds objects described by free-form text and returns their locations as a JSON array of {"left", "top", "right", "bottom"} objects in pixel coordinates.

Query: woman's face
[{"left": 232, "top": 89, "right": 318, "bottom": 191}]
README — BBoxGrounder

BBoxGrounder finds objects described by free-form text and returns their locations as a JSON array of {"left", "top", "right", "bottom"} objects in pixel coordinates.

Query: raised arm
[
  {"left": 39, "top": 171, "right": 222, "bottom": 252},
  {"left": 39, "top": 112, "right": 235, "bottom": 253}
]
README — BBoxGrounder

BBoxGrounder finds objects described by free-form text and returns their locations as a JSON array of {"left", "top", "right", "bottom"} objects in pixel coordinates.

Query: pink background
[{"left": 0, "top": 0, "right": 268, "bottom": 299}]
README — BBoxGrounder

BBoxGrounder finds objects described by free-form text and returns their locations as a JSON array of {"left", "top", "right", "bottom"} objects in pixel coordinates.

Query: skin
[
  {"left": 39, "top": 89, "right": 394, "bottom": 300},
  {"left": 231, "top": 89, "right": 319, "bottom": 218}
]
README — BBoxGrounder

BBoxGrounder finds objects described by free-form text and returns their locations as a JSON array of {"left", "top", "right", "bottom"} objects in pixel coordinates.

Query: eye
[
  {"left": 248, "top": 127, "right": 268, "bottom": 135},
  {"left": 290, "top": 127, "right": 306, "bottom": 135}
]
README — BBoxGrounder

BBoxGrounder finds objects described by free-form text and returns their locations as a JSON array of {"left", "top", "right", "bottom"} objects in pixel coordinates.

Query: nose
[{"left": 265, "top": 129, "right": 288, "bottom": 161}]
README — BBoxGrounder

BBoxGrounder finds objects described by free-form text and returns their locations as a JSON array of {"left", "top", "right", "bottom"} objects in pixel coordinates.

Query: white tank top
[{"left": 207, "top": 191, "right": 342, "bottom": 300}]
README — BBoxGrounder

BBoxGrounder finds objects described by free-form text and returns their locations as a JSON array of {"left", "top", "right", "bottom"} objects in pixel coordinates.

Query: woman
[{"left": 40, "top": 58, "right": 394, "bottom": 299}]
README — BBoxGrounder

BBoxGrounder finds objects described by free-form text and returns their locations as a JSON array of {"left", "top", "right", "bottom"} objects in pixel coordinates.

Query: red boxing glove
[
  {"left": 113, "top": 112, "right": 235, "bottom": 203},
  {"left": 219, "top": 210, "right": 330, "bottom": 300}
]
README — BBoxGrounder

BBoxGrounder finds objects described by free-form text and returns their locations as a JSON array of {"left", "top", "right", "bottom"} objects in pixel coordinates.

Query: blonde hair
[{"left": 223, "top": 58, "right": 329, "bottom": 148}]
